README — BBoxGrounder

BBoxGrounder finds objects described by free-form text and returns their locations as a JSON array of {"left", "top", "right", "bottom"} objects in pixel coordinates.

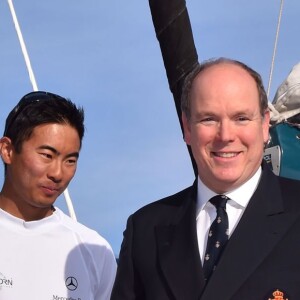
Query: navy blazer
[{"left": 111, "top": 165, "right": 300, "bottom": 299}]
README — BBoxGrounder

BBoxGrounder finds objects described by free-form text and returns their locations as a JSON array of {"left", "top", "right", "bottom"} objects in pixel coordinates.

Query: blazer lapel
[
  {"left": 155, "top": 183, "right": 206, "bottom": 300},
  {"left": 201, "top": 166, "right": 300, "bottom": 300}
]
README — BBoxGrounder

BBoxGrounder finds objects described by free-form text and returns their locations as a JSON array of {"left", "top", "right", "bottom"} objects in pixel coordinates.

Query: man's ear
[
  {"left": 0, "top": 137, "right": 14, "bottom": 164},
  {"left": 182, "top": 112, "right": 191, "bottom": 145}
]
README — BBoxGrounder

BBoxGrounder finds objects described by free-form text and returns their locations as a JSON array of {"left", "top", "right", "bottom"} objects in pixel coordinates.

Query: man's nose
[
  {"left": 47, "top": 161, "right": 63, "bottom": 182},
  {"left": 218, "top": 120, "right": 235, "bottom": 142}
]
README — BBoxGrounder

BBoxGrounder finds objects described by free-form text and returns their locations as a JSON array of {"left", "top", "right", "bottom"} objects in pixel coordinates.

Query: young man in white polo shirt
[{"left": 0, "top": 91, "right": 116, "bottom": 300}]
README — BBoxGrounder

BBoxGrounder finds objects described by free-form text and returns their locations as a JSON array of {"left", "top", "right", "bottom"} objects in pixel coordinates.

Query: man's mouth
[
  {"left": 43, "top": 186, "right": 58, "bottom": 191},
  {"left": 213, "top": 152, "right": 239, "bottom": 158},
  {"left": 41, "top": 185, "right": 60, "bottom": 195}
]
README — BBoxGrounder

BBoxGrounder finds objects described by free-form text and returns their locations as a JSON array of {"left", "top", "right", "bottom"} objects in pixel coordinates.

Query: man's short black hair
[{"left": 4, "top": 91, "right": 85, "bottom": 153}]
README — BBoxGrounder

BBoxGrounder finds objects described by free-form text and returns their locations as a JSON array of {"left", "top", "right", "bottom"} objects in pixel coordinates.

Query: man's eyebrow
[
  {"left": 37, "top": 145, "right": 59, "bottom": 154},
  {"left": 192, "top": 111, "right": 216, "bottom": 118},
  {"left": 37, "top": 145, "right": 79, "bottom": 158},
  {"left": 66, "top": 152, "right": 79, "bottom": 159}
]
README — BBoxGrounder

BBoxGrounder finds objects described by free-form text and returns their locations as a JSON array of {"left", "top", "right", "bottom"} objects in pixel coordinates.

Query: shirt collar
[{"left": 196, "top": 167, "right": 262, "bottom": 215}]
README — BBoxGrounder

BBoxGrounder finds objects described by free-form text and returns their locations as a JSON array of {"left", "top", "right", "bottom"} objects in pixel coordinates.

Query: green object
[{"left": 264, "top": 123, "right": 300, "bottom": 180}]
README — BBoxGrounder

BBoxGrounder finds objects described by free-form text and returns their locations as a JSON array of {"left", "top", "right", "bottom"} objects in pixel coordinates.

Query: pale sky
[{"left": 0, "top": 0, "right": 299, "bottom": 254}]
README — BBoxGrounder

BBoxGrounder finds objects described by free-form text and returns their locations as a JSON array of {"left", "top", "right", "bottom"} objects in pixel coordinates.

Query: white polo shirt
[{"left": 0, "top": 207, "right": 117, "bottom": 300}]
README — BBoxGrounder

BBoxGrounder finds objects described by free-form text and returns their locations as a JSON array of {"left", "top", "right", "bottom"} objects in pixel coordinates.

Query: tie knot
[{"left": 210, "top": 195, "right": 228, "bottom": 209}]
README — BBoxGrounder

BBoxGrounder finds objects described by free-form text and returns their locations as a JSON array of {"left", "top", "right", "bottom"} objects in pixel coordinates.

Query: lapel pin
[{"left": 268, "top": 289, "right": 288, "bottom": 300}]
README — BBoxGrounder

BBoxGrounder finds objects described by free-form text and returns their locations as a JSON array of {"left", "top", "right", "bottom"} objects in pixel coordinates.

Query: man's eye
[
  {"left": 66, "top": 158, "right": 77, "bottom": 165},
  {"left": 200, "top": 117, "right": 216, "bottom": 124},
  {"left": 237, "top": 116, "right": 250, "bottom": 122},
  {"left": 41, "top": 153, "right": 52, "bottom": 159}
]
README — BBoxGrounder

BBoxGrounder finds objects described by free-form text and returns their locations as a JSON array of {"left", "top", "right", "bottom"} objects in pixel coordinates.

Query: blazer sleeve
[{"left": 111, "top": 216, "right": 144, "bottom": 300}]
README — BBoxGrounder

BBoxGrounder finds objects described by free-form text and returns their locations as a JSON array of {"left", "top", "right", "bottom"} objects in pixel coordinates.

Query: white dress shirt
[{"left": 196, "top": 167, "right": 262, "bottom": 264}]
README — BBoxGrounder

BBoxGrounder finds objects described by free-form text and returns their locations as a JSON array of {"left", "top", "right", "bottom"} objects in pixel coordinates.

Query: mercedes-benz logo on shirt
[{"left": 65, "top": 276, "right": 78, "bottom": 291}]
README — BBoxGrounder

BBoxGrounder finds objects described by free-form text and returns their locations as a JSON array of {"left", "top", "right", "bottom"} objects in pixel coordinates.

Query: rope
[
  {"left": 7, "top": 0, "right": 77, "bottom": 221},
  {"left": 7, "top": 0, "right": 38, "bottom": 91},
  {"left": 63, "top": 189, "right": 77, "bottom": 221},
  {"left": 267, "top": 0, "right": 284, "bottom": 99}
]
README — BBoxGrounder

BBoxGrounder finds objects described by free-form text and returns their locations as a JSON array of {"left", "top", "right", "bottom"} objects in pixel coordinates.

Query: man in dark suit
[{"left": 111, "top": 57, "right": 300, "bottom": 300}]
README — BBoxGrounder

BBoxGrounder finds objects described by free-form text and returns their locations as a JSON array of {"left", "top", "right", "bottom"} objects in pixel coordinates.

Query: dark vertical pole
[{"left": 149, "top": 0, "right": 199, "bottom": 176}]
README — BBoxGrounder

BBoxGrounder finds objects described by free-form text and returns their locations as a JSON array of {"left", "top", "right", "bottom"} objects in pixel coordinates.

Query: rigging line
[
  {"left": 7, "top": 0, "right": 77, "bottom": 221},
  {"left": 267, "top": 0, "right": 284, "bottom": 99},
  {"left": 7, "top": 0, "right": 38, "bottom": 91}
]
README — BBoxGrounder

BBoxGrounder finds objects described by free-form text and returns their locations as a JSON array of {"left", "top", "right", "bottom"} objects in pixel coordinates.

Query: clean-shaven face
[
  {"left": 182, "top": 63, "right": 270, "bottom": 193},
  {"left": 4, "top": 123, "right": 80, "bottom": 220}
]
